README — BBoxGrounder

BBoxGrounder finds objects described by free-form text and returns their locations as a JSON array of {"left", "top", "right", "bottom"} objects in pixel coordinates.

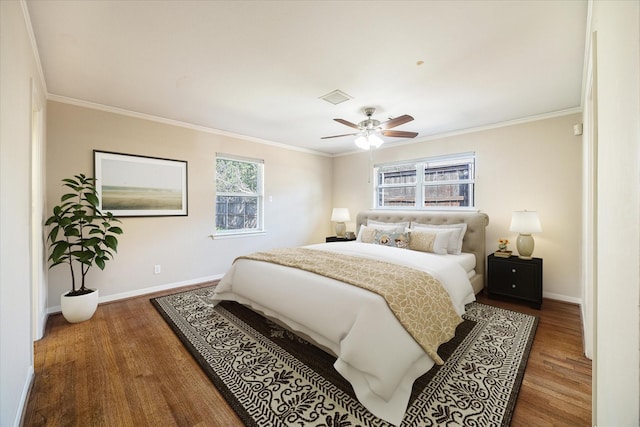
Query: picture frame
[{"left": 94, "top": 150, "right": 188, "bottom": 217}]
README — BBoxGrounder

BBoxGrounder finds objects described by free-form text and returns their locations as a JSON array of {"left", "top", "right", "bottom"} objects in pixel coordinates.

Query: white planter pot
[{"left": 61, "top": 289, "right": 99, "bottom": 323}]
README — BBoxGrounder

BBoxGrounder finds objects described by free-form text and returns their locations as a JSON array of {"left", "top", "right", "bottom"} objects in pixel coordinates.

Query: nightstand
[
  {"left": 487, "top": 253, "right": 543, "bottom": 309},
  {"left": 325, "top": 236, "right": 356, "bottom": 243}
]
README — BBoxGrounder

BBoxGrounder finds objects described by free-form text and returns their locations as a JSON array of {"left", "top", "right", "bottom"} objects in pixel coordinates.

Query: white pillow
[
  {"left": 367, "top": 219, "right": 409, "bottom": 233},
  {"left": 356, "top": 225, "right": 378, "bottom": 243},
  {"left": 410, "top": 223, "right": 468, "bottom": 255},
  {"left": 407, "top": 229, "right": 453, "bottom": 255}
]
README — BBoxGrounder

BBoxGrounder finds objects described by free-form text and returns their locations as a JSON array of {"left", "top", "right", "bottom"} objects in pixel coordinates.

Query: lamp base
[
  {"left": 516, "top": 233, "right": 535, "bottom": 259},
  {"left": 335, "top": 222, "right": 346, "bottom": 238}
]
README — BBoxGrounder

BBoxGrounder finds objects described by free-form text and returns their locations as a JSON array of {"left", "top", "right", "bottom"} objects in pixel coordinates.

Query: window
[
  {"left": 215, "top": 154, "right": 264, "bottom": 234},
  {"left": 374, "top": 153, "right": 475, "bottom": 209}
]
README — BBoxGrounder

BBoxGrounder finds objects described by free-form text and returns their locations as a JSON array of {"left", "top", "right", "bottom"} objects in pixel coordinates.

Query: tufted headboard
[{"left": 356, "top": 210, "right": 490, "bottom": 294}]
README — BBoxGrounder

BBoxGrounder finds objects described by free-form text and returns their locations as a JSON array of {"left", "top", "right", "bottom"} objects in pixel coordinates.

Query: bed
[{"left": 210, "top": 210, "right": 489, "bottom": 425}]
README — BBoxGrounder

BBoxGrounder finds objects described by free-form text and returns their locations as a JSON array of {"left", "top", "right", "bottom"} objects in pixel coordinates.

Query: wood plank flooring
[
  {"left": 23, "top": 284, "right": 591, "bottom": 426},
  {"left": 475, "top": 293, "right": 592, "bottom": 426}
]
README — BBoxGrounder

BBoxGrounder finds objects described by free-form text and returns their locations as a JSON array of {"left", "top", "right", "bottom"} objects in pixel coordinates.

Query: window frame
[
  {"left": 215, "top": 153, "right": 265, "bottom": 236},
  {"left": 373, "top": 152, "right": 476, "bottom": 210}
]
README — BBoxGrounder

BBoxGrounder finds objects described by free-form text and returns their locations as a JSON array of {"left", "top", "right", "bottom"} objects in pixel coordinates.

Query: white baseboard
[
  {"left": 46, "top": 275, "right": 223, "bottom": 314},
  {"left": 543, "top": 291, "right": 582, "bottom": 305}
]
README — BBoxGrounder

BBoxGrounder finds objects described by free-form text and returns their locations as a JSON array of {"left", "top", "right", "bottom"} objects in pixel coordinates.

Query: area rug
[{"left": 151, "top": 286, "right": 538, "bottom": 427}]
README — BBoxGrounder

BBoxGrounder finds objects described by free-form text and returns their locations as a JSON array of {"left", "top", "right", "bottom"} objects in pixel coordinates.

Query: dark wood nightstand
[
  {"left": 487, "top": 253, "right": 543, "bottom": 309},
  {"left": 325, "top": 236, "right": 356, "bottom": 243}
]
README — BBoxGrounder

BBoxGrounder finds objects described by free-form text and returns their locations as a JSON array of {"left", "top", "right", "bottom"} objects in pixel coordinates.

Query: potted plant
[
  {"left": 45, "top": 173, "right": 123, "bottom": 323},
  {"left": 495, "top": 238, "right": 512, "bottom": 258}
]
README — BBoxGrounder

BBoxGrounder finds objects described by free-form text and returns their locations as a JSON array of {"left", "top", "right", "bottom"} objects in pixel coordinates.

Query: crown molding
[
  {"left": 46, "top": 94, "right": 581, "bottom": 160},
  {"left": 334, "top": 106, "right": 584, "bottom": 157},
  {"left": 46, "top": 94, "right": 332, "bottom": 158}
]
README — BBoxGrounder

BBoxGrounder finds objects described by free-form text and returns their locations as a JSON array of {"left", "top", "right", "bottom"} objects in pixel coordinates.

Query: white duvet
[{"left": 211, "top": 242, "right": 476, "bottom": 425}]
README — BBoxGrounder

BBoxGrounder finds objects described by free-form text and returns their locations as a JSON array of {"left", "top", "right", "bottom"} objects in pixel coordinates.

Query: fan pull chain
[{"left": 368, "top": 147, "right": 373, "bottom": 184}]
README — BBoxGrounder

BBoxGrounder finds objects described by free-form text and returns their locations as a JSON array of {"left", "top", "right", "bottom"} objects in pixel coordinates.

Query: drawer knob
[
  {"left": 511, "top": 284, "right": 516, "bottom": 288},
  {"left": 511, "top": 268, "right": 517, "bottom": 273}
]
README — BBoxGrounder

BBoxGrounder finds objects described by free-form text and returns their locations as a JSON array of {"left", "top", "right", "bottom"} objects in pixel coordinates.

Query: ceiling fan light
[
  {"left": 354, "top": 135, "right": 370, "bottom": 150},
  {"left": 324, "top": 107, "right": 415, "bottom": 148},
  {"left": 368, "top": 133, "right": 384, "bottom": 148},
  {"left": 354, "top": 133, "right": 384, "bottom": 150}
]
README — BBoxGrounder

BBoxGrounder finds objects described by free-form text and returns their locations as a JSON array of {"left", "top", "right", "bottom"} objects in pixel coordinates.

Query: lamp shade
[
  {"left": 354, "top": 136, "right": 369, "bottom": 150},
  {"left": 331, "top": 208, "right": 350, "bottom": 222},
  {"left": 354, "top": 133, "right": 384, "bottom": 150},
  {"left": 510, "top": 211, "right": 542, "bottom": 233},
  {"left": 368, "top": 133, "right": 384, "bottom": 148}
]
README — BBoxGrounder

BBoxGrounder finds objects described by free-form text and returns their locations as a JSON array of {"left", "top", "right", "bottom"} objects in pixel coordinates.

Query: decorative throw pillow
[
  {"left": 374, "top": 230, "right": 409, "bottom": 249},
  {"left": 410, "top": 223, "right": 468, "bottom": 255},
  {"left": 407, "top": 229, "right": 452, "bottom": 254},
  {"left": 357, "top": 225, "right": 378, "bottom": 243}
]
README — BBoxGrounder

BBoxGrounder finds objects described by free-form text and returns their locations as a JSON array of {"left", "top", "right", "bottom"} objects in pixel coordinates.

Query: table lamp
[
  {"left": 510, "top": 210, "right": 542, "bottom": 259},
  {"left": 331, "top": 208, "right": 350, "bottom": 238}
]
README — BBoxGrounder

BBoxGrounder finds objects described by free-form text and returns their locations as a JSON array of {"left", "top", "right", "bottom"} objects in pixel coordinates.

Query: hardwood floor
[
  {"left": 23, "top": 284, "right": 591, "bottom": 426},
  {"left": 475, "top": 293, "right": 592, "bottom": 427}
]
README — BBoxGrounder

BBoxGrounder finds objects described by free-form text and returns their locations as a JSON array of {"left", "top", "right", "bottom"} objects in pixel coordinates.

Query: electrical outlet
[{"left": 154, "top": 264, "right": 161, "bottom": 274}]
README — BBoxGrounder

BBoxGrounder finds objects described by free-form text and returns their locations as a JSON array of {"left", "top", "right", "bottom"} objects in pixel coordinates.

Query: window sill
[
  {"left": 374, "top": 207, "right": 480, "bottom": 212},
  {"left": 209, "top": 231, "right": 267, "bottom": 240}
]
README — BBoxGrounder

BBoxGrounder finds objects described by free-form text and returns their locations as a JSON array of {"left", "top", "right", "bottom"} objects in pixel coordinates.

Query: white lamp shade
[
  {"left": 509, "top": 211, "right": 542, "bottom": 234},
  {"left": 331, "top": 208, "right": 350, "bottom": 222},
  {"left": 368, "top": 133, "right": 384, "bottom": 148},
  {"left": 354, "top": 136, "right": 369, "bottom": 150},
  {"left": 354, "top": 133, "right": 384, "bottom": 150}
]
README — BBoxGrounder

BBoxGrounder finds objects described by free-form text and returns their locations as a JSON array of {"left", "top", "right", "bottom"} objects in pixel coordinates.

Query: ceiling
[{"left": 26, "top": 0, "right": 588, "bottom": 155}]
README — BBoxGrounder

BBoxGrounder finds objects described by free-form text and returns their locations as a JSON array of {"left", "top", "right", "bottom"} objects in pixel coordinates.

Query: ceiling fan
[{"left": 321, "top": 107, "right": 418, "bottom": 149}]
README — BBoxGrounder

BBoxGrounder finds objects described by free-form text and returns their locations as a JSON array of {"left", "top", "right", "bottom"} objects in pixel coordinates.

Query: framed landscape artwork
[{"left": 94, "top": 150, "right": 188, "bottom": 217}]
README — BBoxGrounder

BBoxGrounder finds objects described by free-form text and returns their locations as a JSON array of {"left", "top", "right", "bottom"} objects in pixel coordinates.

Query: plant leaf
[
  {"left": 50, "top": 241, "right": 69, "bottom": 262},
  {"left": 95, "top": 257, "right": 105, "bottom": 270},
  {"left": 47, "top": 225, "right": 59, "bottom": 242},
  {"left": 64, "top": 227, "right": 80, "bottom": 237},
  {"left": 83, "top": 237, "right": 101, "bottom": 247},
  {"left": 85, "top": 192, "right": 99, "bottom": 207},
  {"left": 108, "top": 226, "right": 123, "bottom": 234},
  {"left": 104, "top": 235, "right": 118, "bottom": 251}
]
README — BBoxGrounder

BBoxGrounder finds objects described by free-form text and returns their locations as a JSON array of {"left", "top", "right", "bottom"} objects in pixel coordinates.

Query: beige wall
[
  {"left": 46, "top": 101, "right": 333, "bottom": 309},
  {"left": 46, "top": 105, "right": 584, "bottom": 304},
  {"left": 333, "top": 113, "right": 583, "bottom": 301}
]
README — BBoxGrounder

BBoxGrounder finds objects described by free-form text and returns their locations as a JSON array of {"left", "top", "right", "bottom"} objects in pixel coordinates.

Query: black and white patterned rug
[{"left": 151, "top": 286, "right": 537, "bottom": 427}]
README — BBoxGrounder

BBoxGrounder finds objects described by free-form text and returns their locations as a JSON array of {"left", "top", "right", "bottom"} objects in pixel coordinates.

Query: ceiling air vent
[{"left": 319, "top": 89, "right": 352, "bottom": 105}]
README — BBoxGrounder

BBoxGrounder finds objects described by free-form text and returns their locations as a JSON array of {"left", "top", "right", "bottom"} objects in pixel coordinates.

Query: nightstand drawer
[
  {"left": 326, "top": 236, "right": 356, "bottom": 243},
  {"left": 490, "top": 262, "right": 538, "bottom": 298},
  {"left": 487, "top": 254, "right": 543, "bottom": 308}
]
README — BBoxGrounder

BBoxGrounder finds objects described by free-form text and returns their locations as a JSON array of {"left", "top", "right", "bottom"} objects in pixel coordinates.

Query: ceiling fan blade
[
  {"left": 334, "top": 118, "right": 361, "bottom": 129},
  {"left": 321, "top": 132, "right": 360, "bottom": 140},
  {"left": 380, "top": 115, "right": 414, "bottom": 129},
  {"left": 381, "top": 129, "right": 419, "bottom": 138}
]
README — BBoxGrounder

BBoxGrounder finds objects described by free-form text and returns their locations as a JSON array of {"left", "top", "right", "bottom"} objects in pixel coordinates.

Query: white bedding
[
  {"left": 452, "top": 252, "right": 476, "bottom": 275},
  {"left": 211, "top": 241, "right": 476, "bottom": 425}
]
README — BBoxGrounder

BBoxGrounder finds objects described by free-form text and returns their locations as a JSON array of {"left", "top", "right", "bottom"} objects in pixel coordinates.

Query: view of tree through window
[
  {"left": 215, "top": 156, "right": 263, "bottom": 233},
  {"left": 375, "top": 154, "right": 475, "bottom": 209}
]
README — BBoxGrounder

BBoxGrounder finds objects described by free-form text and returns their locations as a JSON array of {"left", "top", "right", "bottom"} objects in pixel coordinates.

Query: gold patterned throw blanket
[{"left": 237, "top": 247, "right": 462, "bottom": 364}]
